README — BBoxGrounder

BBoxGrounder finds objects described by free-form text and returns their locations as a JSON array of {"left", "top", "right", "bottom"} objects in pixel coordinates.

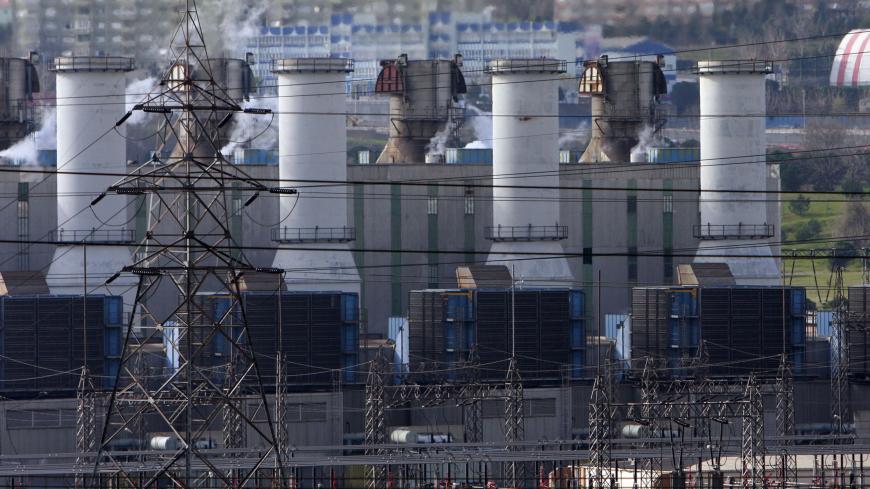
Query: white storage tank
[
  {"left": 485, "top": 58, "right": 575, "bottom": 286},
  {"left": 271, "top": 58, "right": 361, "bottom": 294},
  {"left": 694, "top": 60, "right": 779, "bottom": 285},
  {"left": 46, "top": 56, "right": 138, "bottom": 306}
]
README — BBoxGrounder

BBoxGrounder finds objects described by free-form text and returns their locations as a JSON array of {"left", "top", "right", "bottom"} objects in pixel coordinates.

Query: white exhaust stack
[
  {"left": 694, "top": 60, "right": 779, "bottom": 284},
  {"left": 271, "top": 58, "right": 361, "bottom": 293},
  {"left": 485, "top": 59, "right": 574, "bottom": 286},
  {"left": 47, "top": 57, "right": 138, "bottom": 304}
]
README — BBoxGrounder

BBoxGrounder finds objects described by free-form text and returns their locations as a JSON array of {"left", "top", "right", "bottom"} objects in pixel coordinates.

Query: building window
[
  {"left": 464, "top": 189, "right": 474, "bottom": 215},
  {"left": 428, "top": 196, "right": 438, "bottom": 215},
  {"left": 663, "top": 194, "right": 674, "bottom": 214}
]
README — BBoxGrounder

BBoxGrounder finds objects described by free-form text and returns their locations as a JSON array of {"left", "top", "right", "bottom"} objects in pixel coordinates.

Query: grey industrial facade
[{"left": 0, "top": 160, "right": 784, "bottom": 335}]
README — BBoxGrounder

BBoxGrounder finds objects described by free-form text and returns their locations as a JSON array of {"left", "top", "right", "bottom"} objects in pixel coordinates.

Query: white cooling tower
[
  {"left": 694, "top": 60, "right": 780, "bottom": 285},
  {"left": 271, "top": 58, "right": 361, "bottom": 294},
  {"left": 46, "top": 57, "right": 138, "bottom": 304},
  {"left": 485, "top": 59, "right": 575, "bottom": 286}
]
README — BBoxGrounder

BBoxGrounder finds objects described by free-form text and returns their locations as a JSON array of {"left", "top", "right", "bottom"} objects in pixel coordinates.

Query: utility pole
[{"left": 92, "top": 1, "right": 284, "bottom": 486}]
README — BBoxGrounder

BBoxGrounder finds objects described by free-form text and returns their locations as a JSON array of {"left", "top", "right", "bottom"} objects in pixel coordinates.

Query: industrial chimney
[
  {"left": 375, "top": 54, "right": 466, "bottom": 164},
  {"left": 46, "top": 57, "right": 138, "bottom": 304},
  {"left": 578, "top": 56, "right": 668, "bottom": 163},
  {"left": 166, "top": 58, "right": 255, "bottom": 161},
  {"left": 271, "top": 58, "right": 360, "bottom": 294},
  {"left": 693, "top": 60, "right": 779, "bottom": 285},
  {"left": 0, "top": 55, "right": 40, "bottom": 152},
  {"left": 485, "top": 59, "right": 575, "bottom": 286}
]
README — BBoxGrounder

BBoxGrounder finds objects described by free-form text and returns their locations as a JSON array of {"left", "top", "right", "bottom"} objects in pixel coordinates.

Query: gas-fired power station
[
  {"left": 579, "top": 55, "right": 668, "bottom": 163},
  {"left": 374, "top": 54, "right": 467, "bottom": 164}
]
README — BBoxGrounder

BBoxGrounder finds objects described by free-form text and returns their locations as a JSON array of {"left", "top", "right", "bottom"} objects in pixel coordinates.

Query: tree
[
  {"left": 838, "top": 200, "right": 870, "bottom": 249},
  {"left": 795, "top": 219, "right": 822, "bottom": 242},
  {"left": 789, "top": 194, "right": 810, "bottom": 216}
]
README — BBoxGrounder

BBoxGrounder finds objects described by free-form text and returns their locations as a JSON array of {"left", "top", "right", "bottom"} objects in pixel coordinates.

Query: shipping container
[
  {"left": 0, "top": 295, "right": 123, "bottom": 393},
  {"left": 408, "top": 288, "right": 585, "bottom": 383}
]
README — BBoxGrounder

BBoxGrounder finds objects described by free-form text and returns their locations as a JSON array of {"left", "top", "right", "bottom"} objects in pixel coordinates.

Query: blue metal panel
[
  {"left": 817, "top": 311, "right": 834, "bottom": 337},
  {"left": 104, "top": 296, "right": 123, "bottom": 325},
  {"left": 341, "top": 293, "right": 359, "bottom": 321},
  {"left": 569, "top": 290, "right": 584, "bottom": 319}
]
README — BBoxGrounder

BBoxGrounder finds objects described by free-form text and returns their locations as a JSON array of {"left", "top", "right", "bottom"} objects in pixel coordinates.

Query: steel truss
[{"left": 92, "top": 2, "right": 283, "bottom": 487}]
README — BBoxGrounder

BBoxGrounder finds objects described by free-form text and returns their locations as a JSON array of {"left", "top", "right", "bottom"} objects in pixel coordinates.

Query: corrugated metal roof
[{"left": 830, "top": 29, "right": 870, "bottom": 87}]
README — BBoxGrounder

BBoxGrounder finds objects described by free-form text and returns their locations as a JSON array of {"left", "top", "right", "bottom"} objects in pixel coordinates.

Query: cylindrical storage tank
[
  {"left": 485, "top": 59, "right": 574, "bottom": 286},
  {"left": 47, "top": 57, "right": 139, "bottom": 304},
  {"left": 271, "top": 58, "right": 361, "bottom": 294},
  {"left": 694, "top": 60, "right": 779, "bottom": 285}
]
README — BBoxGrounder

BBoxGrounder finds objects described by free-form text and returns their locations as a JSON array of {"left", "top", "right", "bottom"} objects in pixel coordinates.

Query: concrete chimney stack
[{"left": 271, "top": 58, "right": 361, "bottom": 294}]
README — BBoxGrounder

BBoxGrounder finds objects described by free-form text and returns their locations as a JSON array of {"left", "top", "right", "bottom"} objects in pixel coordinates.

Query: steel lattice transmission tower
[
  {"left": 775, "top": 354, "right": 797, "bottom": 487},
  {"left": 92, "top": 1, "right": 284, "bottom": 486},
  {"left": 75, "top": 367, "right": 96, "bottom": 489},
  {"left": 741, "top": 375, "right": 765, "bottom": 489},
  {"left": 589, "top": 373, "right": 612, "bottom": 489},
  {"left": 504, "top": 356, "right": 525, "bottom": 488},
  {"left": 365, "top": 353, "right": 387, "bottom": 489}
]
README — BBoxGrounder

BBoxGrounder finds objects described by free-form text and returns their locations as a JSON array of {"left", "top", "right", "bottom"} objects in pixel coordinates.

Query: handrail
[
  {"left": 485, "top": 224, "right": 568, "bottom": 242},
  {"left": 693, "top": 223, "right": 775, "bottom": 240},
  {"left": 272, "top": 226, "right": 356, "bottom": 244}
]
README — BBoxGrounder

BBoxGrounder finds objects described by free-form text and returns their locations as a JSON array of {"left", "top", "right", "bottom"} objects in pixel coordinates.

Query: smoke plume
[
  {"left": 0, "top": 107, "right": 56, "bottom": 165},
  {"left": 125, "top": 77, "right": 158, "bottom": 126},
  {"left": 463, "top": 104, "right": 493, "bottom": 149},
  {"left": 220, "top": 95, "right": 279, "bottom": 157},
  {"left": 630, "top": 125, "right": 656, "bottom": 163}
]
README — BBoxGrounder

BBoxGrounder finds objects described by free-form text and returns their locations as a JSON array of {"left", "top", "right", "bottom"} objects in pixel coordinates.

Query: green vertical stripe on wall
[
  {"left": 428, "top": 185, "right": 439, "bottom": 288},
  {"left": 663, "top": 180, "right": 674, "bottom": 282},
  {"left": 582, "top": 180, "right": 594, "bottom": 323},
  {"left": 391, "top": 184, "right": 402, "bottom": 316},
  {"left": 353, "top": 183, "right": 366, "bottom": 305}
]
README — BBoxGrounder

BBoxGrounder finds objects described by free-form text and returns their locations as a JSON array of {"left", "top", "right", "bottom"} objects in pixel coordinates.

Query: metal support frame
[
  {"left": 365, "top": 353, "right": 387, "bottom": 489},
  {"left": 75, "top": 367, "right": 96, "bottom": 489},
  {"left": 831, "top": 266, "right": 850, "bottom": 438},
  {"left": 590, "top": 373, "right": 612, "bottom": 489},
  {"left": 504, "top": 356, "right": 525, "bottom": 488},
  {"left": 741, "top": 375, "right": 765, "bottom": 489},
  {"left": 776, "top": 354, "right": 797, "bottom": 487},
  {"left": 92, "top": 3, "right": 284, "bottom": 486}
]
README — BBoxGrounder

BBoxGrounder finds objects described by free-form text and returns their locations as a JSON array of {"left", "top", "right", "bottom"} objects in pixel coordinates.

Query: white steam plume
[
  {"left": 0, "top": 107, "right": 56, "bottom": 165},
  {"left": 558, "top": 120, "right": 590, "bottom": 149},
  {"left": 221, "top": 95, "right": 279, "bottom": 157},
  {"left": 125, "top": 77, "right": 158, "bottom": 125},
  {"left": 463, "top": 104, "right": 492, "bottom": 149},
  {"left": 630, "top": 125, "right": 655, "bottom": 163}
]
